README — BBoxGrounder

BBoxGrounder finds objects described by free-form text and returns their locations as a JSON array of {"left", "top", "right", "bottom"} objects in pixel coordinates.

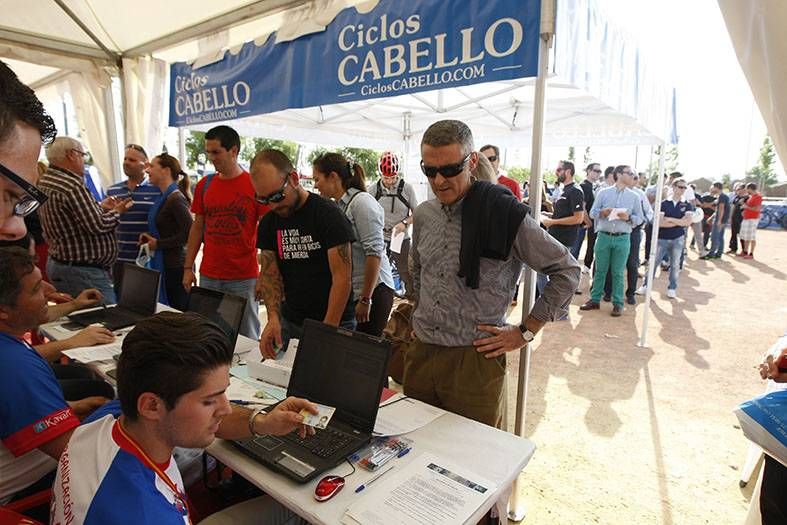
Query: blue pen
[
  {"left": 355, "top": 464, "right": 394, "bottom": 493},
  {"left": 396, "top": 447, "right": 412, "bottom": 458},
  {"left": 230, "top": 399, "right": 265, "bottom": 406}
]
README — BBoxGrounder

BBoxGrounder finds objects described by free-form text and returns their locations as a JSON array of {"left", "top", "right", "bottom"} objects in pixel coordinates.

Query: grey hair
[
  {"left": 45, "top": 136, "right": 83, "bottom": 165},
  {"left": 472, "top": 153, "right": 496, "bottom": 183},
  {"left": 421, "top": 120, "right": 474, "bottom": 156}
]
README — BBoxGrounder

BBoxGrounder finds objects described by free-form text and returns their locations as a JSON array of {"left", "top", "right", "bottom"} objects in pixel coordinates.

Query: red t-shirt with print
[{"left": 191, "top": 171, "right": 268, "bottom": 280}]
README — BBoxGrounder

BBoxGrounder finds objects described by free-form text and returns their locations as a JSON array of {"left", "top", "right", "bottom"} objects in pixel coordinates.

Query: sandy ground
[{"left": 503, "top": 229, "right": 787, "bottom": 524}]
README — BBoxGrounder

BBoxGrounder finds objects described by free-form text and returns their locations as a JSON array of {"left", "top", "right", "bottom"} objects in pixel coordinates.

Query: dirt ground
[{"left": 503, "top": 229, "right": 787, "bottom": 524}]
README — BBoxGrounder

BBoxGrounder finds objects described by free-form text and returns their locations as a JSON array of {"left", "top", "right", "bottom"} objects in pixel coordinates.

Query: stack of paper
[
  {"left": 247, "top": 339, "right": 299, "bottom": 387},
  {"left": 341, "top": 453, "right": 497, "bottom": 525}
]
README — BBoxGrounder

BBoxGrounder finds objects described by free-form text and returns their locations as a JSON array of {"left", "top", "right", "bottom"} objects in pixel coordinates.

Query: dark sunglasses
[
  {"left": 255, "top": 176, "right": 290, "bottom": 205},
  {"left": 591, "top": 168, "right": 602, "bottom": 173},
  {"left": 674, "top": 185, "right": 687, "bottom": 189},
  {"left": 485, "top": 155, "right": 498, "bottom": 162},
  {"left": 420, "top": 153, "right": 471, "bottom": 179},
  {"left": 0, "top": 162, "right": 48, "bottom": 217}
]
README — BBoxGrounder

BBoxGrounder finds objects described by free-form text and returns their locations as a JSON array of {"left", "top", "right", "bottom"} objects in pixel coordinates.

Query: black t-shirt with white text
[
  {"left": 548, "top": 182, "right": 585, "bottom": 246},
  {"left": 257, "top": 193, "right": 355, "bottom": 325}
]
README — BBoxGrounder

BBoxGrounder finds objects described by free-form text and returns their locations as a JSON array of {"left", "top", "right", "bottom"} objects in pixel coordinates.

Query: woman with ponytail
[
  {"left": 139, "top": 153, "right": 193, "bottom": 310},
  {"left": 312, "top": 153, "right": 395, "bottom": 336}
]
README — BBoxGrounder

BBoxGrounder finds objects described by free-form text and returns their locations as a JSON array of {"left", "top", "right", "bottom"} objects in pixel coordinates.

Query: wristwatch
[{"left": 518, "top": 323, "right": 536, "bottom": 343}]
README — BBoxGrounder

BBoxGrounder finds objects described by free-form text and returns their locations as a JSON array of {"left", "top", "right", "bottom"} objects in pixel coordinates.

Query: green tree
[
  {"left": 646, "top": 144, "right": 680, "bottom": 183},
  {"left": 505, "top": 166, "right": 531, "bottom": 182},
  {"left": 239, "top": 137, "right": 298, "bottom": 164},
  {"left": 307, "top": 147, "right": 382, "bottom": 184},
  {"left": 721, "top": 173, "right": 732, "bottom": 190},
  {"left": 746, "top": 135, "right": 778, "bottom": 190},
  {"left": 567, "top": 146, "right": 575, "bottom": 162},
  {"left": 583, "top": 147, "right": 592, "bottom": 166},
  {"left": 184, "top": 131, "right": 206, "bottom": 170}
]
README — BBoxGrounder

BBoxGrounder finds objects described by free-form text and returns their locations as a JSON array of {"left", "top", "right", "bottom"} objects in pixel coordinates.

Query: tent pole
[
  {"left": 508, "top": 0, "right": 555, "bottom": 521},
  {"left": 103, "top": 79, "right": 123, "bottom": 184},
  {"left": 178, "top": 128, "right": 187, "bottom": 167},
  {"left": 638, "top": 141, "right": 667, "bottom": 348}
]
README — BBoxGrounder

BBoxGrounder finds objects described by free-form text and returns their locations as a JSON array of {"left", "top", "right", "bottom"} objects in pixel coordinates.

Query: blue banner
[{"left": 169, "top": 0, "right": 541, "bottom": 127}]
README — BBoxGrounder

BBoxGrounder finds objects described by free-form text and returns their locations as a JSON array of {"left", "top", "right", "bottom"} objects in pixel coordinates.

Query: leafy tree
[
  {"left": 505, "top": 166, "right": 531, "bottom": 182},
  {"left": 567, "top": 146, "right": 575, "bottom": 162},
  {"left": 307, "top": 147, "right": 383, "bottom": 184},
  {"left": 184, "top": 131, "right": 206, "bottom": 170},
  {"left": 583, "top": 146, "right": 592, "bottom": 166},
  {"left": 745, "top": 135, "right": 778, "bottom": 189},
  {"left": 646, "top": 144, "right": 680, "bottom": 183},
  {"left": 239, "top": 137, "right": 298, "bottom": 164},
  {"left": 721, "top": 173, "right": 732, "bottom": 190}
]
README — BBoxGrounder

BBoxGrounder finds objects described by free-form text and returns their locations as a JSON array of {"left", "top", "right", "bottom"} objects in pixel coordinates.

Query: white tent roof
[{"left": 718, "top": 0, "right": 787, "bottom": 169}]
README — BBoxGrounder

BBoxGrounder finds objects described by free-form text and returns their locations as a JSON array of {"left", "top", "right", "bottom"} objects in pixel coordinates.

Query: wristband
[
  {"left": 248, "top": 408, "right": 265, "bottom": 437},
  {"left": 359, "top": 296, "right": 372, "bottom": 306}
]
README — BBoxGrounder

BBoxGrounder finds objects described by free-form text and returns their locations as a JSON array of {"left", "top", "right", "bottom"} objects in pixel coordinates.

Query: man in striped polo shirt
[
  {"left": 39, "top": 137, "right": 132, "bottom": 303},
  {"left": 107, "top": 144, "right": 161, "bottom": 292}
]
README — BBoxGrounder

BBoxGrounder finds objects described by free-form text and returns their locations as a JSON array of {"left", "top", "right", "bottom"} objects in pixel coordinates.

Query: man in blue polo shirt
[
  {"left": 107, "top": 144, "right": 161, "bottom": 293},
  {"left": 641, "top": 178, "right": 694, "bottom": 298},
  {"left": 580, "top": 165, "right": 643, "bottom": 316}
]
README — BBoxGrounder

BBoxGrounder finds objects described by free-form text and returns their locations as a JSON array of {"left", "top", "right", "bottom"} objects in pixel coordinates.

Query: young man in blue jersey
[{"left": 50, "top": 311, "right": 316, "bottom": 524}]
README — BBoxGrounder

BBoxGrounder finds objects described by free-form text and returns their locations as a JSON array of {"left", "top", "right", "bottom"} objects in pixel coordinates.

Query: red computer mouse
[{"left": 314, "top": 475, "right": 345, "bottom": 501}]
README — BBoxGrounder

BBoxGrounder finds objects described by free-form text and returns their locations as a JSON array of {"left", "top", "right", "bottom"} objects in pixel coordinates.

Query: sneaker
[
  {"left": 626, "top": 296, "right": 636, "bottom": 305},
  {"left": 602, "top": 295, "right": 611, "bottom": 302},
  {"left": 579, "top": 300, "right": 600, "bottom": 311},
  {"left": 666, "top": 289, "right": 677, "bottom": 299},
  {"left": 634, "top": 285, "right": 647, "bottom": 295},
  {"left": 611, "top": 304, "right": 624, "bottom": 317},
  {"left": 743, "top": 254, "right": 754, "bottom": 260},
  {"left": 574, "top": 289, "right": 583, "bottom": 295},
  {"left": 736, "top": 252, "right": 747, "bottom": 257}
]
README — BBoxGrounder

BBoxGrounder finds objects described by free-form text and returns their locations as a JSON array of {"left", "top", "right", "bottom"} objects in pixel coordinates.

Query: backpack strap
[
  {"left": 395, "top": 178, "right": 411, "bottom": 212},
  {"left": 374, "top": 180, "right": 383, "bottom": 201},
  {"left": 201, "top": 173, "right": 216, "bottom": 203}
]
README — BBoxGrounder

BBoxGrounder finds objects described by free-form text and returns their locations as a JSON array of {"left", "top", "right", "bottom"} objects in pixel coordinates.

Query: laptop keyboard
[
  {"left": 284, "top": 426, "right": 355, "bottom": 458},
  {"left": 71, "top": 308, "right": 139, "bottom": 328}
]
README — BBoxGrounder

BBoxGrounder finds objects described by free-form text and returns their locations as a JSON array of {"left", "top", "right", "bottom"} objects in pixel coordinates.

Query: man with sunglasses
[
  {"left": 183, "top": 125, "right": 267, "bottom": 340},
  {"left": 250, "top": 149, "right": 355, "bottom": 358},
  {"left": 480, "top": 144, "right": 521, "bottom": 200},
  {"left": 570, "top": 163, "right": 601, "bottom": 270},
  {"left": 38, "top": 137, "right": 132, "bottom": 304},
  {"left": 0, "top": 60, "right": 57, "bottom": 244},
  {"left": 406, "top": 120, "right": 579, "bottom": 429}
]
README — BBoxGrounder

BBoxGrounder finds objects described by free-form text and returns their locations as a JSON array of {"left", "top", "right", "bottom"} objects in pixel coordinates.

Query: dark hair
[
  {"left": 561, "top": 160, "right": 575, "bottom": 177},
  {"left": 612, "top": 165, "right": 630, "bottom": 182},
  {"left": 0, "top": 247, "right": 35, "bottom": 306},
  {"left": 0, "top": 61, "right": 57, "bottom": 147},
  {"left": 586, "top": 162, "right": 599, "bottom": 172},
  {"left": 480, "top": 144, "right": 499, "bottom": 156},
  {"left": 155, "top": 153, "right": 192, "bottom": 203},
  {"left": 604, "top": 166, "right": 615, "bottom": 179},
  {"left": 746, "top": 182, "right": 757, "bottom": 190},
  {"left": 250, "top": 149, "right": 294, "bottom": 174},
  {"left": 712, "top": 181, "right": 723, "bottom": 190},
  {"left": 668, "top": 171, "right": 682, "bottom": 179},
  {"left": 125, "top": 144, "right": 149, "bottom": 160},
  {"left": 313, "top": 152, "right": 366, "bottom": 193},
  {"left": 117, "top": 311, "right": 234, "bottom": 420},
  {"left": 205, "top": 125, "right": 241, "bottom": 153}
]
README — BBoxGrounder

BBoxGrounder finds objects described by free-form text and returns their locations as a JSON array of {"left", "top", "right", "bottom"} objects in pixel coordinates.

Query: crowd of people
[{"left": 0, "top": 56, "right": 780, "bottom": 524}]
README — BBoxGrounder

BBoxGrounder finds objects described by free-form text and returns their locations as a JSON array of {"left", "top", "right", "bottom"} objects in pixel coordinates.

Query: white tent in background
[{"left": 717, "top": 0, "right": 787, "bottom": 168}]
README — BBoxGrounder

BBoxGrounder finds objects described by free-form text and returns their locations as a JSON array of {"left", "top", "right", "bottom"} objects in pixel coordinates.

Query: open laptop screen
[
  {"left": 118, "top": 264, "right": 160, "bottom": 314},
  {"left": 186, "top": 287, "right": 247, "bottom": 347},
  {"left": 288, "top": 320, "right": 390, "bottom": 433}
]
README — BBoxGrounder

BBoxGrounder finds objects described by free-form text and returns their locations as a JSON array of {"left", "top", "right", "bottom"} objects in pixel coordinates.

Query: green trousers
[{"left": 590, "top": 232, "right": 631, "bottom": 306}]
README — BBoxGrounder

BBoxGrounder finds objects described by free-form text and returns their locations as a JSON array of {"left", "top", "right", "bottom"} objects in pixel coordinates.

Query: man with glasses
[
  {"left": 0, "top": 60, "right": 57, "bottom": 243},
  {"left": 406, "top": 120, "right": 579, "bottom": 428},
  {"left": 570, "top": 163, "right": 601, "bottom": 271},
  {"left": 38, "top": 137, "right": 131, "bottom": 303},
  {"left": 183, "top": 125, "right": 267, "bottom": 339},
  {"left": 107, "top": 144, "right": 161, "bottom": 292},
  {"left": 250, "top": 149, "right": 355, "bottom": 358},
  {"left": 580, "top": 165, "right": 644, "bottom": 316},
  {"left": 639, "top": 178, "right": 693, "bottom": 299},
  {"left": 480, "top": 144, "right": 521, "bottom": 200}
]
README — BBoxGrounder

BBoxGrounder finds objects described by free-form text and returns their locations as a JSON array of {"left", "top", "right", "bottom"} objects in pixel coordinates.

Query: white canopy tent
[{"left": 718, "top": 0, "right": 787, "bottom": 169}]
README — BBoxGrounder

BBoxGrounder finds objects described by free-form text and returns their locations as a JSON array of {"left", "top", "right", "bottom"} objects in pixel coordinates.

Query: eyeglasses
[
  {"left": 70, "top": 148, "right": 88, "bottom": 158},
  {"left": 420, "top": 153, "right": 471, "bottom": 179},
  {"left": 0, "top": 162, "right": 48, "bottom": 217},
  {"left": 485, "top": 155, "right": 498, "bottom": 162},
  {"left": 591, "top": 169, "right": 602, "bottom": 174},
  {"left": 674, "top": 185, "right": 687, "bottom": 190},
  {"left": 255, "top": 176, "right": 290, "bottom": 205}
]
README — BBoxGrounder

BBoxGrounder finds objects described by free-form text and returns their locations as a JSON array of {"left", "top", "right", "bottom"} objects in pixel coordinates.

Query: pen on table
[
  {"left": 396, "top": 447, "right": 412, "bottom": 458},
  {"left": 355, "top": 464, "right": 394, "bottom": 493},
  {"left": 230, "top": 399, "right": 267, "bottom": 406}
]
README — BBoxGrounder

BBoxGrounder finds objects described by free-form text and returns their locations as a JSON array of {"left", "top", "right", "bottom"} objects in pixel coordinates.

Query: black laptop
[
  {"left": 232, "top": 319, "right": 391, "bottom": 483},
  {"left": 186, "top": 286, "right": 247, "bottom": 348},
  {"left": 68, "top": 264, "right": 160, "bottom": 330}
]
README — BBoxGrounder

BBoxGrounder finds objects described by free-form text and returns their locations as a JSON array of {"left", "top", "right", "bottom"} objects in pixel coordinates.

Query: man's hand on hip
[{"left": 473, "top": 324, "right": 526, "bottom": 358}]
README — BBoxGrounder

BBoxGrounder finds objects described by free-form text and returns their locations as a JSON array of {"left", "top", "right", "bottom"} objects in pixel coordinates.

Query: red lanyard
[{"left": 115, "top": 420, "right": 192, "bottom": 524}]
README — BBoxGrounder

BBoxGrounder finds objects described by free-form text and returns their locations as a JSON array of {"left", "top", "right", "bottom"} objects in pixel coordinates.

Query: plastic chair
[{"left": 0, "top": 488, "right": 50, "bottom": 525}]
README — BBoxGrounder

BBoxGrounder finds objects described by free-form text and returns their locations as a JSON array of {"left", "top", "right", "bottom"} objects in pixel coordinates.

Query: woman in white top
[{"left": 312, "top": 153, "right": 394, "bottom": 336}]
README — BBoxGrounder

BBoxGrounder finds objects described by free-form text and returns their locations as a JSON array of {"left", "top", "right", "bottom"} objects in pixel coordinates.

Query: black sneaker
[
  {"left": 602, "top": 295, "right": 611, "bottom": 302},
  {"left": 626, "top": 296, "right": 636, "bottom": 305},
  {"left": 611, "top": 304, "right": 624, "bottom": 317}
]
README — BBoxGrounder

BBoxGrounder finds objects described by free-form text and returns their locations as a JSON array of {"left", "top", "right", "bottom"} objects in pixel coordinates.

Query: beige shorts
[{"left": 739, "top": 219, "right": 758, "bottom": 241}]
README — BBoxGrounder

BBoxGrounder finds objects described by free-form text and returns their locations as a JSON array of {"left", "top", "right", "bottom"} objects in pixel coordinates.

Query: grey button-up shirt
[{"left": 410, "top": 197, "right": 580, "bottom": 347}]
